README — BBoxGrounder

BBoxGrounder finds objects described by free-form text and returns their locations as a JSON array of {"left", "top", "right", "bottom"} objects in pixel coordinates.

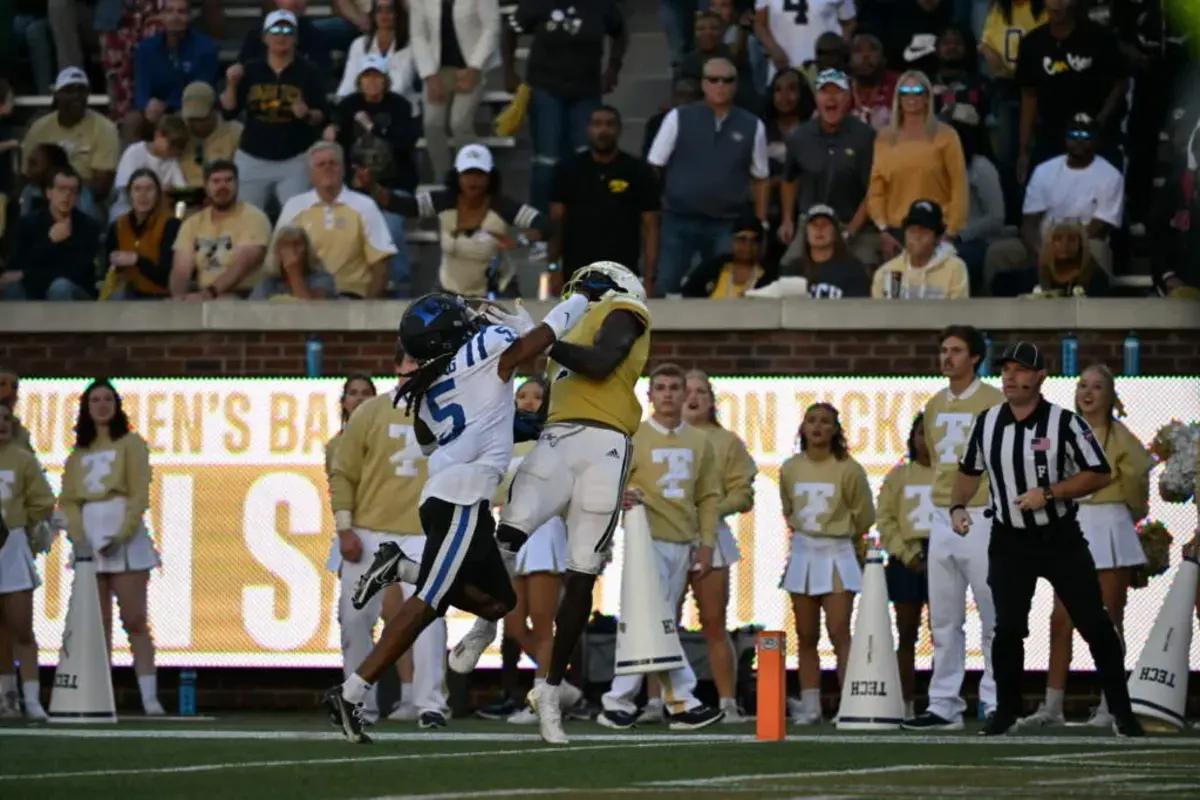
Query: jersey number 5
[
  {"left": 426, "top": 380, "right": 466, "bottom": 445},
  {"left": 783, "top": 0, "right": 809, "bottom": 25}
]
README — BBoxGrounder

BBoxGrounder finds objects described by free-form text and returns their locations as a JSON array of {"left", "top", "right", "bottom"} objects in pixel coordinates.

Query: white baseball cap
[
  {"left": 454, "top": 144, "right": 494, "bottom": 173},
  {"left": 357, "top": 54, "right": 390, "bottom": 80},
  {"left": 53, "top": 66, "right": 89, "bottom": 92},
  {"left": 263, "top": 9, "right": 299, "bottom": 31}
]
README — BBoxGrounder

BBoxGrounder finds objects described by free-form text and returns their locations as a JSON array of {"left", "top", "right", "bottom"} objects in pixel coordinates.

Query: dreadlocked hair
[{"left": 394, "top": 353, "right": 456, "bottom": 415}]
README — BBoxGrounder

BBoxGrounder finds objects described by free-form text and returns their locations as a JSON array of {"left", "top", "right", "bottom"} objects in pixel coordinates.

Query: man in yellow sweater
[
  {"left": 598, "top": 364, "right": 725, "bottom": 731},
  {"left": 329, "top": 355, "right": 449, "bottom": 729}
]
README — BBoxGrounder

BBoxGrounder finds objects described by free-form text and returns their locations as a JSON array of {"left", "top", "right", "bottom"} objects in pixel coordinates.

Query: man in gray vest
[{"left": 647, "top": 56, "right": 768, "bottom": 296}]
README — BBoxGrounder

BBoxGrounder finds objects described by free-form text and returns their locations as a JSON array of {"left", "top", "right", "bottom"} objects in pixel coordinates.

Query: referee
[{"left": 951, "top": 342, "right": 1143, "bottom": 737}]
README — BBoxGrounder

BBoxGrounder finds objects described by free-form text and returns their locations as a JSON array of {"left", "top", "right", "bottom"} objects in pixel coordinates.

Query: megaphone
[
  {"left": 49, "top": 549, "right": 117, "bottom": 723},
  {"left": 836, "top": 551, "right": 905, "bottom": 729},
  {"left": 1126, "top": 556, "right": 1197, "bottom": 732},
  {"left": 613, "top": 505, "right": 686, "bottom": 676}
]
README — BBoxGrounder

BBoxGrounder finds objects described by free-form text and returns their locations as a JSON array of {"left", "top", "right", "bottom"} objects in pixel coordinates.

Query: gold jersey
[
  {"left": 547, "top": 293, "right": 651, "bottom": 435},
  {"left": 628, "top": 420, "right": 720, "bottom": 547},
  {"left": 0, "top": 441, "right": 55, "bottom": 529},
  {"left": 60, "top": 431, "right": 152, "bottom": 545},
  {"left": 923, "top": 379, "right": 1004, "bottom": 507},
  {"left": 779, "top": 452, "right": 875, "bottom": 539},
  {"left": 329, "top": 393, "right": 427, "bottom": 535},
  {"left": 876, "top": 460, "right": 936, "bottom": 565},
  {"left": 697, "top": 422, "right": 757, "bottom": 517},
  {"left": 1083, "top": 420, "right": 1152, "bottom": 519}
]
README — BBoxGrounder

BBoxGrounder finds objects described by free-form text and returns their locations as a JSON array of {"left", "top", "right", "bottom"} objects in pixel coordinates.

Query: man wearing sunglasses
[
  {"left": 983, "top": 113, "right": 1123, "bottom": 294},
  {"left": 647, "top": 57, "right": 769, "bottom": 296}
]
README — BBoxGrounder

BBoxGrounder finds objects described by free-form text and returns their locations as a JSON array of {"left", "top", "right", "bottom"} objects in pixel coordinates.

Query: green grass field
[{"left": 2, "top": 715, "right": 1198, "bottom": 799}]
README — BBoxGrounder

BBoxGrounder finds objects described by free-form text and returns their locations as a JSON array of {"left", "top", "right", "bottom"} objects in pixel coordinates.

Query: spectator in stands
[
  {"left": 985, "top": 113, "right": 1122, "bottom": 294},
  {"left": 22, "top": 68, "right": 119, "bottom": 220},
  {"left": 320, "top": 0, "right": 376, "bottom": 52},
  {"left": 222, "top": 10, "right": 328, "bottom": 213},
  {"left": 931, "top": 24, "right": 988, "bottom": 119},
  {"left": 102, "top": 168, "right": 180, "bottom": 300},
  {"left": 867, "top": 70, "right": 967, "bottom": 259},
  {"left": 642, "top": 77, "right": 701, "bottom": 160},
  {"left": 660, "top": 0, "right": 703, "bottom": 72},
  {"left": 803, "top": 31, "right": 851, "bottom": 87},
  {"left": 46, "top": 0, "right": 99, "bottom": 74},
  {"left": 13, "top": 3, "right": 55, "bottom": 94},
  {"left": 550, "top": 105, "right": 659, "bottom": 294},
  {"left": 711, "top": 0, "right": 757, "bottom": 75},
  {"left": 382, "top": 144, "right": 546, "bottom": 297},
  {"left": 179, "top": 82, "right": 243, "bottom": 190},
  {"left": 648, "top": 57, "right": 769, "bottom": 295},
  {"left": 681, "top": 214, "right": 771, "bottom": 298},
  {"left": 329, "top": 54, "right": 420, "bottom": 291},
  {"left": 848, "top": 34, "right": 899, "bottom": 131},
  {"left": 102, "top": 0, "right": 167, "bottom": 125},
  {"left": 2, "top": 167, "right": 101, "bottom": 301},
  {"left": 763, "top": 68, "right": 815, "bottom": 268},
  {"left": 515, "top": 0, "right": 628, "bottom": 214},
  {"left": 779, "top": 69, "right": 878, "bottom": 266},
  {"left": 871, "top": 198, "right": 969, "bottom": 298},
  {"left": 1015, "top": 0, "right": 1126, "bottom": 182},
  {"left": 336, "top": 0, "right": 420, "bottom": 116},
  {"left": 1155, "top": 74, "right": 1200, "bottom": 299},
  {"left": 946, "top": 104, "right": 1004, "bottom": 294},
  {"left": 170, "top": 160, "right": 271, "bottom": 300},
  {"left": 128, "top": 0, "right": 219, "bottom": 142},
  {"left": 676, "top": 11, "right": 760, "bottom": 111},
  {"left": 110, "top": 115, "right": 189, "bottom": 219},
  {"left": 273, "top": 141, "right": 397, "bottom": 298},
  {"left": 410, "top": 0, "right": 499, "bottom": 182},
  {"left": 883, "top": 0, "right": 954, "bottom": 78},
  {"left": 1020, "top": 218, "right": 1110, "bottom": 296},
  {"left": 780, "top": 204, "right": 871, "bottom": 297},
  {"left": 755, "top": 0, "right": 856, "bottom": 83},
  {"left": 17, "top": 143, "right": 70, "bottom": 218},
  {"left": 239, "top": 0, "right": 332, "bottom": 72},
  {"left": 250, "top": 225, "right": 338, "bottom": 300}
]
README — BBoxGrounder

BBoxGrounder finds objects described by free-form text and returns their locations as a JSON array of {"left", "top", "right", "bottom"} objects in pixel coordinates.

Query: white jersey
[
  {"left": 757, "top": 0, "right": 856, "bottom": 70},
  {"left": 419, "top": 324, "right": 519, "bottom": 506}
]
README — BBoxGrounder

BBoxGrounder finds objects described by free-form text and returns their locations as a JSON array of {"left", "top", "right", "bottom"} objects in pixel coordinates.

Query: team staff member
[
  {"left": 904, "top": 325, "right": 1002, "bottom": 731},
  {"left": 59, "top": 380, "right": 164, "bottom": 716},
  {"left": 682, "top": 369, "right": 756, "bottom": 723},
  {"left": 598, "top": 364, "right": 724, "bottom": 731},
  {"left": 779, "top": 402, "right": 875, "bottom": 725},
  {"left": 330, "top": 358, "right": 450, "bottom": 729},
  {"left": 955, "top": 342, "right": 1143, "bottom": 737},
  {"left": 1021, "top": 364, "right": 1152, "bottom": 729},
  {"left": 0, "top": 402, "right": 55, "bottom": 721},
  {"left": 877, "top": 413, "right": 936, "bottom": 720}
]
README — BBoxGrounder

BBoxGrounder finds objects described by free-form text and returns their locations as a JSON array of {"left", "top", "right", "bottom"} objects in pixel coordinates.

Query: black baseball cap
[
  {"left": 995, "top": 341, "right": 1046, "bottom": 371},
  {"left": 902, "top": 199, "right": 946, "bottom": 235}
]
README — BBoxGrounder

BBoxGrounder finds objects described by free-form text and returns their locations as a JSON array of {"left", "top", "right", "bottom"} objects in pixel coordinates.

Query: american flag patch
[{"left": 1030, "top": 437, "right": 1053, "bottom": 452}]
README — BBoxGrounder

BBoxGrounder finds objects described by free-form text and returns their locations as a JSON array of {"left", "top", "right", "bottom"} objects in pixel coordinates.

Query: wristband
[
  {"left": 541, "top": 293, "right": 588, "bottom": 339},
  {"left": 334, "top": 510, "right": 353, "bottom": 531},
  {"left": 948, "top": 504, "right": 966, "bottom": 516}
]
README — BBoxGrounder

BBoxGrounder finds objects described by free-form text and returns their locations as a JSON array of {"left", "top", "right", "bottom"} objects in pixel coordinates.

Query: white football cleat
[
  {"left": 505, "top": 706, "right": 538, "bottom": 725},
  {"left": 1084, "top": 707, "right": 1114, "bottom": 728},
  {"left": 635, "top": 698, "right": 664, "bottom": 724},
  {"left": 1018, "top": 703, "right": 1065, "bottom": 728},
  {"left": 448, "top": 617, "right": 497, "bottom": 675},
  {"left": 529, "top": 682, "right": 568, "bottom": 745}
]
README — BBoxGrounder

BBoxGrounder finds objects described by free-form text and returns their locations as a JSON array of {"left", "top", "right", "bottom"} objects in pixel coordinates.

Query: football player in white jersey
[{"left": 325, "top": 291, "right": 586, "bottom": 743}]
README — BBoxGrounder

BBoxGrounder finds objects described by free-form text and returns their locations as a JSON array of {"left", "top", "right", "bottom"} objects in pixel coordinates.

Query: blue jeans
[
  {"left": 312, "top": 16, "right": 361, "bottom": 53},
  {"left": 657, "top": 211, "right": 731, "bottom": 295},
  {"left": 14, "top": 15, "right": 54, "bottom": 94},
  {"left": 660, "top": 0, "right": 702, "bottom": 68},
  {"left": 381, "top": 210, "right": 411, "bottom": 292},
  {"left": 3, "top": 277, "right": 92, "bottom": 301},
  {"left": 529, "top": 89, "right": 600, "bottom": 213}
]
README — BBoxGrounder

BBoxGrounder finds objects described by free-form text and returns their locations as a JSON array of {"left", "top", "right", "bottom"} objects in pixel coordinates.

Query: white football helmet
[{"left": 563, "top": 260, "right": 646, "bottom": 303}]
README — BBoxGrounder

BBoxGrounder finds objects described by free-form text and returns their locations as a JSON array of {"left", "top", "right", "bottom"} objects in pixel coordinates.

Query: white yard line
[{"left": 645, "top": 764, "right": 971, "bottom": 787}]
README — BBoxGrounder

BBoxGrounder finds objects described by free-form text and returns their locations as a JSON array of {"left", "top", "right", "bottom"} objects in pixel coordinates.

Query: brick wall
[{"left": 2, "top": 329, "right": 1198, "bottom": 377}]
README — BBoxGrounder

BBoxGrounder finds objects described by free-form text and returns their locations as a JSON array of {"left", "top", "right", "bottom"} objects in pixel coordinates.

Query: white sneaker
[
  {"left": 636, "top": 699, "right": 664, "bottom": 724},
  {"left": 558, "top": 682, "right": 583, "bottom": 710},
  {"left": 720, "top": 705, "right": 749, "bottom": 724},
  {"left": 529, "top": 682, "right": 567, "bottom": 745},
  {"left": 143, "top": 698, "right": 167, "bottom": 716},
  {"left": 786, "top": 697, "right": 805, "bottom": 719},
  {"left": 506, "top": 706, "right": 538, "bottom": 725},
  {"left": 24, "top": 700, "right": 48, "bottom": 722},
  {"left": 1018, "top": 703, "right": 1065, "bottom": 728},
  {"left": 0, "top": 691, "right": 20, "bottom": 719},
  {"left": 387, "top": 702, "right": 419, "bottom": 722},
  {"left": 448, "top": 617, "right": 497, "bottom": 674},
  {"left": 1085, "top": 707, "right": 1114, "bottom": 728},
  {"left": 792, "top": 709, "right": 822, "bottom": 725}
]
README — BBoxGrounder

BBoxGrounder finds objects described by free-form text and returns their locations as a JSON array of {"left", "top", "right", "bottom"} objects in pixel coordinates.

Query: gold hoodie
[{"left": 871, "top": 242, "right": 970, "bottom": 299}]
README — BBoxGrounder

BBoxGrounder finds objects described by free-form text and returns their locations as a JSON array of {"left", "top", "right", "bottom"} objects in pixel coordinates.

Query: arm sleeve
[
  {"left": 468, "top": 0, "right": 501, "bottom": 69},
  {"left": 22, "top": 456, "right": 57, "bottom": 524},
  {"left": 1021, "top": 162, "right": 1049, "bottom": 214},
  {"left": 1064, "top": 413, "right": 1112, "bottom": 474},
  {"left": 496, "top": 195, "right": 547, "bottom": 235},
  {"left": 959, "top": 157, "right": 1005, "bottom": 242},
  {"left": 875, "top": 466, "right": 906, "bottom": 560},
  {"left": 948, "top": 258, "right": 970, "bottom": 298},
  {"left": 750, "top": 120, "right": 769, "bottom": 180},
  {"left": 867, "top": 139, "right": 887, "bottom": 225},
  {"left": 718, "top": 434, "right": 757, "bottom": 516},
  {"left": 337, "top": 39, "right": 362, "bottom": 99},
  {"left": 695, "top": 440, "right": 721, "bottom": 548},
  {"left": 93, "top": 121, "right": 120, "bottom": 173},
  {"left": 958, "top": 414, "right": 987, "bottom": 476},
  {"left": 1092, "top": 167, "right": 1125, "bottom": 228},
  {"left": 59, "top": 455, "right": 84, "bottom": 545},
  {"left": 847, "top": 461, "right": 876, "bottom": 534},
  {"left": 117, "top": 436, "right": 152, "bottom": 543},
  {"left": 330, "top": 410, "right": 367, "bottom": 515},
  {"left": 646, "top": 109, "right": 680, "bottom": 168},
  {"left": 410, "top": 0, "right": 436, "bottom": 76}
]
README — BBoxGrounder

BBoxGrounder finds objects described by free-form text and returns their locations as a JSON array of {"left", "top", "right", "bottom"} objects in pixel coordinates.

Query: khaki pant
[{"left": 423, "top": 67, "right": 485, "bottom": 179}]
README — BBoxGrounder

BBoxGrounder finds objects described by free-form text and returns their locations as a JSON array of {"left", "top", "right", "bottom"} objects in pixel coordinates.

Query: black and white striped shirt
[{"left": 959, "top": 398, "right": 1111, "bottom": 529}]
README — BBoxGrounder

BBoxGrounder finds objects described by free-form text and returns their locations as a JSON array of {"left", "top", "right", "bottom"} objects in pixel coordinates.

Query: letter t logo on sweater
[
  {"left": 653, "top": 448, "right": 694, "bottom": 499},
  {"left": 933, "top": 412, "right": 975, "bottom": 464}
]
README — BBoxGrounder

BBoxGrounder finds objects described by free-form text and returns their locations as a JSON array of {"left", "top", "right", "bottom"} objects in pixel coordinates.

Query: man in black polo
[
  {"left": 953, "top": 342, "right": 1143, "bottom": 737},
  {"left": 550, "top": 105, "right": 660, "bottom": 296}
]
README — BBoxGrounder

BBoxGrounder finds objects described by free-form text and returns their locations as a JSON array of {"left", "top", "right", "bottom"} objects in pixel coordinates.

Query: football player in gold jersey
[{"left": 495, "top": 261, "right": 651, "bottom": 744}]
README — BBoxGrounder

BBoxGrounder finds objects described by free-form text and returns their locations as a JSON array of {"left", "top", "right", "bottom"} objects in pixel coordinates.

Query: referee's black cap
[{"left": 996, "top": 341, "right": 1046, "bottom": 370}]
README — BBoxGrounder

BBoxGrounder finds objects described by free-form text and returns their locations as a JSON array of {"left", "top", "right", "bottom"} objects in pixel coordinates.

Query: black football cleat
[{"left": 324, "top": 686, "right": 372, "bottom": 744}]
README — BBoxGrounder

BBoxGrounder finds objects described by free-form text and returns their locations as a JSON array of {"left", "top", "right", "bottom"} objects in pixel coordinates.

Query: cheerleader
[
  {"left": 1021, "top": 364, "right": 1152, "bottom": 729},
  {"left": 682, "top": 369, "right": 756, "bottom": 723},
  {"left": 876, "top": 413, "right": 936, "bottom": 719},
  {"left": 59, "top": 379, "right": 164, "bottom": 715},
  {"left": 779, "top": 402, "right": 875, "bottom": 724},
  {"left": 0, "top": 401, "right": 55, "bottom": 720}
]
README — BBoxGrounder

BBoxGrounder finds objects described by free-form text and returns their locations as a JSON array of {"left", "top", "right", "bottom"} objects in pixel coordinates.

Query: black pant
[{"left": 988, "top": 518, "right": 1133, "bottom": 720}]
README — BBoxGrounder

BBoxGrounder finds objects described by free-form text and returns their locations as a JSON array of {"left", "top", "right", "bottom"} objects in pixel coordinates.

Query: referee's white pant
[
  {"left": 602, "top": 539, "right": 704, "bottom": 716},
  {"left": 926, "top": 507, "right": 996, "bottom": 721},
  {"left": 338, "top": 528, "right": 448, "bottom": 719}
]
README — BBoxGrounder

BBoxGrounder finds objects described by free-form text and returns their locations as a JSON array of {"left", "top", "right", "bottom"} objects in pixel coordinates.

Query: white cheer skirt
[
  {"left": 0, "top": 527, "right": 40, "bottom": 594},
  {"left": 779, "top": 532, "right": 862, "bottom": 595},
  {"left": 1078, "top": 502, "right": 1145, "bottom": 570},
  {"left": 83, "top": 497, "right": 160, "bottom": 574},
  {"left": 516, "top": 517, "right": 568, "bottom": 575},
  {"left": 710, "top": 520, "right": 741, "bottom": 569}
]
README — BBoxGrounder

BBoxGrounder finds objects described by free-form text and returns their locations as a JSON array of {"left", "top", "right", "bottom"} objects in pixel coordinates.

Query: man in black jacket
[{"left": 1, "top": 167, "right": 100, "bottom": 300}]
